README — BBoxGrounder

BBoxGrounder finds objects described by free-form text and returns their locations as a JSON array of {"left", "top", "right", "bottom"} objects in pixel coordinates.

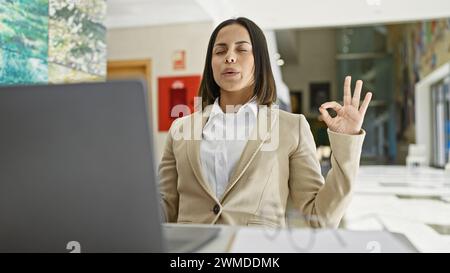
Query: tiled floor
[{"left": 343, "top": 165, "right": 450, "bottom": 252}]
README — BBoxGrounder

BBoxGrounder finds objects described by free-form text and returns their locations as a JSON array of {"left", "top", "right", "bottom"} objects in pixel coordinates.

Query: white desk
[
  {"left": 164, "top": 223, "right": 235, "bottom": 252},
  {"left": 164, "top": 223, "right": 417, "bottom": 253}
]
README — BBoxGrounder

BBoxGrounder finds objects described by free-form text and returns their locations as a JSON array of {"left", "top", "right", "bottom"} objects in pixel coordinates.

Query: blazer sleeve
[
  {"left": 288, "top": 114, "right": 365, "bottom": 228},
  {"left": 158, "top": 124, "right": 179, "bottom": 223}
]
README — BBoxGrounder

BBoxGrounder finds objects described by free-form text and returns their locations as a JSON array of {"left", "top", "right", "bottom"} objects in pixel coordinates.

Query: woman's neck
[{"left": 219, "top": 86, "right": 254, "bottom": 113}]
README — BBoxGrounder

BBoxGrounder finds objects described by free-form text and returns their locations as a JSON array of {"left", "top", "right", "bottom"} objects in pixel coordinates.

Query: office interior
[{"left": 1, "top": 0, "right": 450, "bottom": 252}]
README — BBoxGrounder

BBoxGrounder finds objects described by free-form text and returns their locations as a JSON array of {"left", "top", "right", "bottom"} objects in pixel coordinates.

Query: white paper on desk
[{"left": 230, "top": 227, "right": 417, "bottom": 253}]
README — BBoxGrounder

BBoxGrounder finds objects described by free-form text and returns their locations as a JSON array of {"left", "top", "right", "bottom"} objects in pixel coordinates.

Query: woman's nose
[{"left": 225, "top": 54, "right": 236, "bottom": 63}]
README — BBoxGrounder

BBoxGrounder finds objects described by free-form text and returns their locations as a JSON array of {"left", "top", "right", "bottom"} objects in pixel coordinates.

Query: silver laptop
[{"left": 0, "top": 80, "right": 218, "bottom": 253}]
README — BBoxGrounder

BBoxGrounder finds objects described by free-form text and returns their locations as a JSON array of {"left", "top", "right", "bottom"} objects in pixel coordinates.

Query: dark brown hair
[{"left": 198, "top": 17, "right": 277, "bottom": 109}]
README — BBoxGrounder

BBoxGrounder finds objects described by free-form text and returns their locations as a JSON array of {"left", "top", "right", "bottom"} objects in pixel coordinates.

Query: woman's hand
[{"left": 319, "top": 76, "right": 372, "bottom": 135}]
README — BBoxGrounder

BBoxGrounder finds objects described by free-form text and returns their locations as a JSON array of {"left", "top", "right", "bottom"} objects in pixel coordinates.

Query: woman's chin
[
  {"left": 220, "top": 82, "right": 253, "bottom": 93},
  {"left": 220, "top": 86, "right": 244, "bottom": 93}
]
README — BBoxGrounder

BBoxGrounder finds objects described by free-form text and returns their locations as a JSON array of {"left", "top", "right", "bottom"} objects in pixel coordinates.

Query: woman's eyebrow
[
  {"left": 213, "top": 43, "right": 227, "bottom": 48},
  {"left": 235, "top": 41, "right": 251, "bottom": 45},
  {"left": 214, "top": 41, "right": 251, "bottom": 47}
]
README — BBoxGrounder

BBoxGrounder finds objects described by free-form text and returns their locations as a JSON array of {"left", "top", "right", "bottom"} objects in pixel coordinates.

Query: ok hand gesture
[{"left": 319, "top": 76, "right": 372, "bottom": 135}]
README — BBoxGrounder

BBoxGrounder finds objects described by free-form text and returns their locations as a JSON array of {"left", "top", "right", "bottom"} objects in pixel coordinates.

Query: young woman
[{"left": 159, "top": 17, "right": 372, "bottom": 228}]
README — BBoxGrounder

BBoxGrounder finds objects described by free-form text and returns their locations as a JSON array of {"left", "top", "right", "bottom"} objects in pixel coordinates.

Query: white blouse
[{"left": 200, "top": 97, "right": 258, "bottom": 199}]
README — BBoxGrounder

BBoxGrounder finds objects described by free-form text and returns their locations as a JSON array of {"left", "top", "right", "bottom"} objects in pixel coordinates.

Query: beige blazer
[{"left": 158, "top": 106, "right": 365, "bottom": 228}]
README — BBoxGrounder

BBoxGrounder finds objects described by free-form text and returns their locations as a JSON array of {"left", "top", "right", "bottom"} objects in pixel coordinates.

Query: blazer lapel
[
  {"left": 186, "top": 109, "right": 220, "bottom": 202},
  {"left": 220, "top": 106, "right": 278, "bottom": 202}
]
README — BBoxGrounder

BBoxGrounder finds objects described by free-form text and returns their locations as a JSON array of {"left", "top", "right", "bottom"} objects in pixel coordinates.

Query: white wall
[
  {"left": 107, "top": 22, "right": 214, "bottom": 162},
  {"left": 281, "top": 29, "right": 337, "bottom": 117}
]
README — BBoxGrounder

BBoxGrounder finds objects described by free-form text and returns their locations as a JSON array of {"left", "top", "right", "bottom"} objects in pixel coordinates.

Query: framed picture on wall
[
  {"left": 290, "top": 91, "right": 303, "bottom": 114},
  {"left": 309, "top": 82, "right": 330, "bottom": 114}
]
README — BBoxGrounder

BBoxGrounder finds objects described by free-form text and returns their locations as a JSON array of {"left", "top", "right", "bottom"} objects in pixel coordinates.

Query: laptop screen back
[{"left": 0, "top": 80, "right": 165, "bottom": 252}]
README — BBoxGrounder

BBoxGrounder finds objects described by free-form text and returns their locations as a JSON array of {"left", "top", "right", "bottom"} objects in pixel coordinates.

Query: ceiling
[{"left": 106, "top": 0, "right": 450, "bottom": 30}]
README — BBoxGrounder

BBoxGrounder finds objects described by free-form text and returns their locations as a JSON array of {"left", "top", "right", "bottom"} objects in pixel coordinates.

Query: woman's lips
[{"left": 222, "top": 71, "right": 240, "bottom": 78}]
